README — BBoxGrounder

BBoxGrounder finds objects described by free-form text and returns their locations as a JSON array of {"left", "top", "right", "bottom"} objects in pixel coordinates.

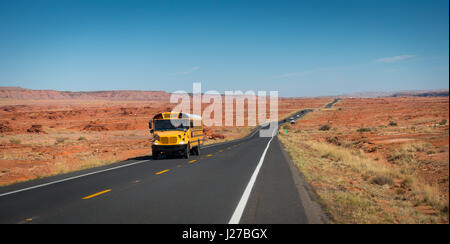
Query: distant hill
[
  {"left": 337, "top": 89, "right": 449, "bottom": 98},
  {"left": 0, "top": 87, "right": 170, "bottom": 101},
  {"left": 1, "top": 86, "right": 448, "bottom": 100},
  {"left": 390, "top": 90, "right": 449, "bottom": 97}
]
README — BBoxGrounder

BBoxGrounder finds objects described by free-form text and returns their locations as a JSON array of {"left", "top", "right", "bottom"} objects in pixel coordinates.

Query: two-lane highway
[{"left": 0, "top": 109, "right": 325, "bottom": 224}]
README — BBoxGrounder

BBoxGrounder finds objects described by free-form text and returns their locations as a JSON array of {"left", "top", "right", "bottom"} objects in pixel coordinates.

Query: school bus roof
[{"left": 153, "top": 112, "right": 202, "bottom": 120}]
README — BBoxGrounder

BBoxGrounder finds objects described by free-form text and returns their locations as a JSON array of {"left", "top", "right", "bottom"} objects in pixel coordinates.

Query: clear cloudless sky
[{"left": 0, "top": 0, "right": 448, "bottom": 97}]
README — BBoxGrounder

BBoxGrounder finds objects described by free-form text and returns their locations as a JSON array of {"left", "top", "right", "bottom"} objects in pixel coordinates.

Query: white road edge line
[
  {"left": 0, "top": 160, "right": 149, "bottom": 197},
  {"left": 228, "top": 127, "right": 277, "bottom": 224}
]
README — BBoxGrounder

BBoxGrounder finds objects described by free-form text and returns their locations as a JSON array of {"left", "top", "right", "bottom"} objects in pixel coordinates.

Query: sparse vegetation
[
  {"left": 389, "top": 120, "right": 398, "bottom": 126},
  {"left": 279, "top": 131, "right": 448, "bottom": 223},
  {"left": 356, "top": 127, "right": 371, "bottom": 133},
  {"left": 277, "top": 97, "right": 448, "bottom": 223},
  {"left": 9, "top": 138, "right": 21, "bottom": 145},
  {"left": 319, "top": 124, "right": 331, "bottom": 131},
  {"left": 370, "top": 175, "right": 394, "bottom": 186},
  {"left": 55, "top": 137, "right": 69, "bottom": 144}
]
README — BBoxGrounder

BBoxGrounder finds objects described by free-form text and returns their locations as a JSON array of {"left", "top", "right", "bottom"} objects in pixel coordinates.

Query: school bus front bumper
[{"left": 152, "top": 144, "right": 187, "bottom": 153}]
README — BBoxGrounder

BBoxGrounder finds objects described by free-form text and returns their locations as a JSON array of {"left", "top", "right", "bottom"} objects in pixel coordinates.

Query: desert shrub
[
  {"left": 281, "top": 124, "right": 291, "bottom": 131},
  {"left": 326, "top": 136, "right": 341, "bottom": 146},
  {"left": 319, "top": 124, "right": 331, "bottom": 131},
  {"left": 357, "top": 127, "right": 371, "bottom": 133},
  {"left": 401, "top": 176, "right": 414, "bottom": 188},
  {"left": 387, "top": 147, "right": 420, "bottom": 175},
  {"left": 78, "top": 137, "right": 87, "bottom": 141},
  {"left": 387, "top": 148, "right": 413, "bottom": 163},
  {"left": 422, "top": 184, "right": 443, "bottom": 211},
  {"left": 442, "top": 202, "right": 449, "bottom": 214},
  {"left": 403, "top": 142, "right": 432, "bottom": 153},
  {"left": 27, "top": 124, "right": 45, "bottom": 134},
  {"left": 388, "top": 121, "right": 398, "bottom": 126},
  {"left": 9, "top": 138, "right": 21, "bottom": 145},
  {"left": 370, "top": 176, "right": 394, "bottom": 186},
  {"left": 55, "top": 137, "right": 69, "bottom": 144},
  {"left": 439, "top": 119, "right": 447, "bottom": 126}
]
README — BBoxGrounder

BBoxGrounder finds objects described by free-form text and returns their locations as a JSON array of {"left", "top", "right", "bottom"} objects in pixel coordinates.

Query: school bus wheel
[
  {"left": 192, "top": 139, "right": 200, "bottom": 156},
  {"left": 184, "top": 144, "right": 190, "bottom": 159}
]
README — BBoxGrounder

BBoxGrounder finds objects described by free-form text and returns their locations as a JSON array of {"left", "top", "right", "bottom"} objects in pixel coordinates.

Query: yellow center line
[
  {"left": 206, "top": 154, "right": 213, "bottom": 157},
  {"left": 218, "top": 149, "right": 223, "bottom": 153},
  {"left": 82, "top": 189, "right": 112, "bottom": 200},
  {"left": 155, "top": 169, "right": 170, "bottom": 175},
  {"left": 188, "top": 160, "right": 197, "bottom": 163}
]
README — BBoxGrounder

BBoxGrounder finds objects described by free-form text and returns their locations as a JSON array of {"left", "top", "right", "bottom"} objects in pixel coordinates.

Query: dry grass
[
  {"left": 9, "top": 138, "right": 21, "bottom": 145},
  {"left": 279, "top": 131, "right": 448, "bottom": 224}
]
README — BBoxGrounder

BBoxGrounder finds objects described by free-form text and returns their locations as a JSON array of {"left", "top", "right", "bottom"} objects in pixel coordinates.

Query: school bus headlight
[{"left": 178, "top": 141, "right": 187, "bottom": 145}]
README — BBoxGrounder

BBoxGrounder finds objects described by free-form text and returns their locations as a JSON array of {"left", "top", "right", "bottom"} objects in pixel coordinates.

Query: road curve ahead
[{"left": 0, "top": 110, "right": 324, "bottom": 224}]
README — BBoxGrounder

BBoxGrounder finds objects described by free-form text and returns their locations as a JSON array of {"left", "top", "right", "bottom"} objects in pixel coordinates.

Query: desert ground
[
  {"left": 1, "top": 87, "right": 448, "bottom": 224},
  {"left": 279, "top": 97, "right": 449, "bottom": 223},
  {"left": 0, "top": 92, "right": 331, "bottom": 186}
]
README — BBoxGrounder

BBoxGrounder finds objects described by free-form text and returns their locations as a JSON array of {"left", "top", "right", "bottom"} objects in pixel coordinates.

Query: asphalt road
[
  {"left": 324, "top": 98, "right": 340, "bottom": 108},
  {"left": 0, "top": 109, "right": 326, "bottom": 224}
]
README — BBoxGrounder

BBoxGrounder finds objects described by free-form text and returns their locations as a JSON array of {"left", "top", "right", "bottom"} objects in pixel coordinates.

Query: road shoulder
[
  {"left": 277, "top": 136, "right": 331, "bottom": 224},
  {"left": 240, "top": 136, "right": 326, "bottom": 224}
]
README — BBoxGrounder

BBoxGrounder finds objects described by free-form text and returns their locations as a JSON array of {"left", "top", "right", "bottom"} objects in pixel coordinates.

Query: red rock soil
[
  {"left": 0, "top": 97, "right": 332, "bottom": 186},
  {"left": 290, "top": 97, "right": 449, "bottom": 201}
]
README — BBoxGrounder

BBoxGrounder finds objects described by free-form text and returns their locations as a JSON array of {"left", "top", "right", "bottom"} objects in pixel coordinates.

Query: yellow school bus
[{"left": 149, "top": 112, "right": 203, "bottom": 160}]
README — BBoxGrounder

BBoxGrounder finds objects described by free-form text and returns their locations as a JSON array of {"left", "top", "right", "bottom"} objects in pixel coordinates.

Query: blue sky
[{"left": 0, "top": 0, "right": 448, "bottom": 97}]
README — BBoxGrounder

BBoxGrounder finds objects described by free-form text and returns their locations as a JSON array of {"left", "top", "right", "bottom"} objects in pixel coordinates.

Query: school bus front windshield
[{"left": 154, "top": 119, "right": 189, "bottom": 131}]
